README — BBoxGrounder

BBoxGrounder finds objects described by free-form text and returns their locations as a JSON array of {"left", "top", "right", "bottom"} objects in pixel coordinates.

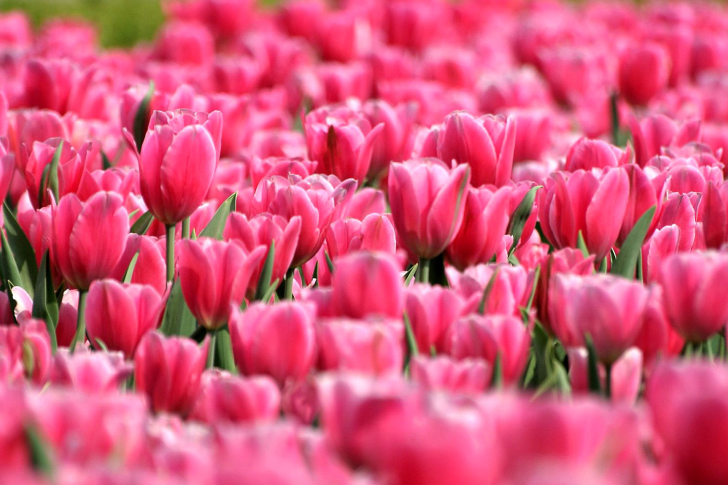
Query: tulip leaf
[
  {"left": 311, "top": 261, "right": 319, "bottom": 288},
  {"left": 490, "top": 352, "right": 503, "bottom": 389},
  {"left": 576, "top": 231, "right": 589, "bottom": 258},
  {"left": 402, "top": 312, "right": 419, "bottom": 373},
  {"left": 3, "top": 203, "right": 38, "bottom": 294},
  {"left": 325, "top": 251, "right": 335, "bottom": 274},
  {"left": 160, "top": 279, "right": 197, "bottom": 337},
  {"left": 403, "top": 263, "right": 418, "bottom": 286},
  {"left": 101, "top": 150, "right": 112, "bottom": 170},
  {"left": 585, "top": 334, "right": 602, "bottom": 394},
  {"left": 215, "top": 325, "right": 237, "bottom": 373},
  {"left": 261, "top": 278, "right": 279, "bottom": 304},
  {"left": 32, "top": 252, "right": 58, "bottom": 353},
  {"left": 1, "top": 230, "right": 24, "bottom": 312},
  {"left": 122, "top": 250, "right": 140, "bottom": 284},
  {"left": 610, "top": 206, "right": 656, "bottom": 279},
  {"left": 200, "top": 192, "right": 237, "bottom": 240},
  {"left": 24, "top": 423, "right": 55, "bottom": 478},
  {"left": 529, "top": 322, "right": 551, "bottom": 388},
  {"left": 525, "top": 265, "right": 540, "bottom": 311},
  {"left": 254, "top": 242, "right": 275, "bottom": 301},
  {"left": 130, "top": 211, "right": 154, "bottom": 236},
  {"left": 94, "top": 338, "right": 109, "bottom": 352},
  {"left": 507, "top": 185, "right": 542, "bottom": 256},
  {"left": 133, "top": 82, "right": 154, "bottom": 152},
  {"left": 477, "top": 267, "right": 500, "bottom": 315},
  {"left": 47, "top": 141, "right": 63, "bottom": 204}
]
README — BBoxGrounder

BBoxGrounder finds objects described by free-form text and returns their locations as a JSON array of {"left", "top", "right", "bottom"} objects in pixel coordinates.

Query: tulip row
[{"left": 2, "top": 0, "right": 728, "bottom": 484}]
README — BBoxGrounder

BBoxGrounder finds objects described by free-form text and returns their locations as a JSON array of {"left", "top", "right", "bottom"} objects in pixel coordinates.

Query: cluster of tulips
[{"left": 3, "top": 0, "right": 728, "bottom": 483}]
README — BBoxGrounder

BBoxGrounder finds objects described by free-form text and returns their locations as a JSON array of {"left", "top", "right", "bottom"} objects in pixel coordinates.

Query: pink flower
[
  {"left": 618, "top": 42, "right": 670, "bottom": 105},
  {"left": 404, "top": 283, "right": 464, "bottom": 353},
  {"left": 410, "top": 356, "right": 491, "bottom": 394},
  {"left": 190, "top": 371, "right": 280, "bottom": 425}
]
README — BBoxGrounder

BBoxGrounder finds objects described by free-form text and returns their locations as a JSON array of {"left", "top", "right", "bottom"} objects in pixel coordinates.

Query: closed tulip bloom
[
  {"left": 229, "top": 302, "right": 317, "bottom": 385},
  {"left": 85, "top": 280, "right": 166, "bottom": 358},
  {"left": 619, "top": 164, "right": 660, "bottom": 246},
  {"left": 435, "top": 112, "right": 516, "bottom": 187},
  {"left": 24, "top": 138, "right": 85, "bottom": 209},
  {"left": 446, "top": 185, "right": 512, "bottom": 270},
  {"left": 317, "top": 318, "right": 403, "bottom": 376},
  {"left": 224, "top": 213, "right": 302, "bottom": 300},
  {"left": 410, "top": 356, "right": 491, "bottom": 394},
  {"left": 190, "top": 371, "right": 281, "bottom": 425},
  {"left": 447, "top": 264, "right": 531, "bottom": 316},
  {"left": 51, "top": 192, "right": 129, "bottom": 290},
  {"left": 563, "top": 138, "right": 625, "bottom": 172},
  {"left": 658, "top": 252, "right": 728, "bottom": 342},
  {"left": 568, "top": 347, "right": 643, "bottom": 403},
  {"left": 178, "top": 238, "right": 267, "bottom": 330},
  {"left": 388, "top": 159, "right": 470, "bottom": 260},
  {"left": 538, "top": 168, "right": 629, "bottom": 261},
  {"left": 139, "top": 109, "right": 222, "bottom": 225},
  {"left": 135, "top": 332, "right": 208, "bottom": 416},
  {"left": 551, "top": 274, "right": 650, "bottom": 365},
  {"left": 325, "top": 213, "right": 398, "bottom": 260},
  {"left": 362, "top": 100, "right": 416, "bottom": 180},
  {"left": 49, "top": 348, "right": 132, "bottom": 394},
  {"left": 109, "top": 234, "right": 167, "bottom": 295},
  {"left": 405, "top": 283, "right": 464, "bottom": 353},
  {"left": 331, "top": 252, "right": 403, "bottom": 319},
  {"left": 618, "top": 42, "right": 670, "bottom": 106}
]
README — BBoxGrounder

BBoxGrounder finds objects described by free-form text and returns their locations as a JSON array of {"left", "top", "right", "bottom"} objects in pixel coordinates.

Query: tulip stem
[
  {"left": 283, "top": 268, "right": 295, "bottom": 300},
  {"left": 206, "top": 329, "right": 217, "bottom": 369},
  {"left": 165, "top": 224, "right": 175, "bottom": 282},
  {"left": 70, "top": 290, "right": 88, "bottom": 353},
  {"left": 417, "top": 258, "right": 431, "bottom": 284},
  {"left": 604, "top": 363, "right": 613, "bottom": 399},
  {"left": 181, "top": 218, "right": 190, "bottom": 239}
]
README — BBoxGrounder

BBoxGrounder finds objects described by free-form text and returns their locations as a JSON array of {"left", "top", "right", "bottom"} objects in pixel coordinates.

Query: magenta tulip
[
  {"left": 618, "top": 42, "right": 670, "bottom": 106},
  {"left": 410, "top": 356, "right": 491, "bottom": 394},
  {"left": 190, "top": 371, "right": 280, "bottom": 425},
  {"left": 404, "top": 283, "right": 464, "bottom": 353}
]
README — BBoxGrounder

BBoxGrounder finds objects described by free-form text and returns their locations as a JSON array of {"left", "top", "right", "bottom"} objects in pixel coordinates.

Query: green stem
[
  {"left": 604, "top": 363, "right": 613, "bottom": 400},
  {"left": 70, "top": 290, "right": 88, "bottom": 353},
  {"left": 417, "top": 258, "right": 431, "bottom": 284},
  {"left": 181, "top": 218, "right": 190, "bottom": 239},
  {"left": 723, "top": 327, "right": 728, "bottom": 362},
  {"left": 206, "top": 329, "right": 217, "bottom": 369},
  {"left": 283, "top": 268, "right": 295, "bottom": 300},
  {"left": 165, "top": 224, "right": 176, "bottom": 282}
]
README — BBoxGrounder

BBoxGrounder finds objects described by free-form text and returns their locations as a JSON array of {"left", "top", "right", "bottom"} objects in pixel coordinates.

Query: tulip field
[{"left": 4, "top": 0, "right": 728, "bottom": 483}]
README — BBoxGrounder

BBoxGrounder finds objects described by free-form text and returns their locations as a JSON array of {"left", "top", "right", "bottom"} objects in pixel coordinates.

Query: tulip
[
  {"left": 229, "top": 302, "right": 317, "bottom": 385},
  {"left": 563, "top": 138, "right": 625, "bottom": 172},
  {"left": 49, "top": 348, "right": 132, "bottom": 393},
  {"left": 388, "top": 159, "right": 470, "bottom": 276},
  {"left": 135, "top": 332, "right": 208, "bottom": 416},
  {"left": 433, "top": 112, "right": 515, "bottom": 187},
  {"left": 658, "top": 251, "right": 728, "bottom": 343},
  {"left": 446, "top": 185, "right": 512, "bottom": 270},
  {"left": 538, "top": 168, "right": 629, "bottom": 261},
  {"left": 568, "top": 347, "right": 643, "bottom": 404},
  {"left": 628, "top": 114, "right": 700, "bottom": 168},
  {"left": 619, "top": 164, "right": 660, "bottom": 246},
  {"left": 404, "top": 283, "right": 464, "bottom": 353},
  {"left": 85, "top": 279, "right": 165, "bottom": 358},
  {"left": 362, "top": 100, "right": 416, "bottom": 180},
  {"left": 447, "top": 263, "right": 531, "bottom": 316},
  {"left": 330, "top": 252, "right": 403, "bottom": 319},
  {"left": 317, "top": 318, "right": 403, "bottom": 376},
  {"left": 325, "top": 213, "right": 398, "bottom": 260},
  {"left": 190, "top": 371, "right": 280, "bottom": 424},
  {"left": 618, "top": 42, "right": 670, "bottom": 106},
  {"left": 24, "top": 138, "right": 85, "bottom": 209},
  {"left": 109, "top": 234, "right": 167, "bottom": 295},
  {"left": 178, "top": 238, "right": 267, "bottom": 330},
  {"left": 410, "top": 356, "right": 491, "bottom": 394},
  {"left": 304, "top": 104, "right": 383, "bottom": 184}
]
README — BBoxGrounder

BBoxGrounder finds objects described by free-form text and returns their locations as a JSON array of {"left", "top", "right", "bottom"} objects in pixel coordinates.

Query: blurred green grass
[{"left": 0, "top": 0, "right": 279, "bottom": 48}]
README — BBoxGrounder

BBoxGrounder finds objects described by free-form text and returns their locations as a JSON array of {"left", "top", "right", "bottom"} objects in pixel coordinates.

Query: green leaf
[
  {"left": 95, "top": 338, "right": 109, "bottom": 352},
  {"left": 585, "top": 334, "right": 602, "bottom": 394},
  {"left": 215, "top": 325, "right": 237, "bottom": 373},
  {"left": 101, "top": 150, "right": 113, "bottom": 170},
  {"left": 3, "top": 202, "right": 38, "bottom": 294},
  {"left": 47, "top": 141, "right": 63, "bottom": 204},
  {"left": 403, "top": 263, "right": 418, "bottom": 286},
  {"left": 254, "top": 242, "right": 275, "bottom": 301},
  {"left": 525, "top": 265, "right": 540, "bottom": 311},
  {"left": 611, "top": 206, "right": 656, "bottom": 279},
  {"left": 490, "top": 352, "right": 503, "bottom": 389},
  {"left": 477, "top": 267, "right": 500, "bottom": 315},
  {"left": 200, "top": 192, "right": 237, "bottom": 240},
  {"left": 311, "top": 261, "right": 319, "bottom": 288},
  {"left": 507, "top": 185, "right": 542, "bottom": 255},
  {"left": 160, "top": 279, "right": 197, "bottom": 337},
  {"left": 130, "top": 211, "right": 154, "bottom": 235},
  {"left": 32, "top": 252, "right": 58, "bottom": 353},
  {"left": 122, "top": 250, "right": 140, "bottom": 284},
  {"left": 402, "top": 312, "right": 419, "bottom": 374},
  {"left": 1, "top": 230, "right": 24, "bottom": 310},
  {"left": 133, "top": 82, "right": 154, "bottom": 151},
  {"left": 576, "top": 231, "right": 589, "bottom": 258},
  {"left": 25, "top": 424, "right": 55, "bottom": 478},
  {"left": 529, "top": 323, "right": 551, "bottom": 388},
  {"left": 325, "top": 251, "right": 335, "bottom": 275},
  {"left": 260, "top": 278, "right": 279, "bottom": 304}
]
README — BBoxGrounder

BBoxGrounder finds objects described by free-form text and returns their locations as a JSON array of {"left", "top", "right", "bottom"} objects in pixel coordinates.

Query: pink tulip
[
  {"left": 224, "top": 213, "right": 302, "bottom": 299},
  {"left": 340, "top": 187, "right": 387, "bottom": 220},
  {"left": 139, "top": 109, "right": 222, "bottom": 226},
  {"left": 85, "top": 279, "right": 165, "bottom": 358},
  {"left": 550, "top": 274, "right": 650, "bottom": 364},
  {"left": 109, "top": 234, "right": 167, "bottom": 295},
  {"left": 538, "top": 168, "right": 629, "bottom": 260},
  {"left": 697, "top": 180, "right": 728, "bottom": 249},
  {"left": 304, "top": 104, "right": 383, "bottom": 184},
  {"left": 424, "top": 112, "right": 516, "bottom": 187},
  {"left": 135, "top": 332, "right": 208, "bottom": 416},
  {"left": 49, "top": 348, "right": 132, "bottom": 393},
  {"left": 51, "top": 192, "right": 129, "bottom": 290},
  {"left": 410, "top": 356, "right": 491, "bottom": 394},
  {"left": 619, "top": 164, "right": 661, "bottom": 246},
  {"left": 388, "top": 159, "right": 471, "bottom": 260},
  {"left": 190, "top": 371, "right": 280, "bottom": 424},
  {"left": 229, "top": 302, "right": 317, "bottom": 385},
  {"left": 154, "top": 21, "right": 215, "bottom": 66},
  {"left": 568, "top": 347, "right": 643, "bottom": 403},
  {"left": 446, "top": 185, "right": 512, "bottom": 270},
  {"left": 618, "top": 42, "right": 670, "bottom": 105},
  {"left": 628, "top": 114, "right": 700, "bottom": 168},
  {"left": 317, "top": 318, "right": 403, "bottom": 376},
  {"left": 178, "top": 238, "right": 267, "bottom": 330},
  {"left": 447, "top": 263, "right": 531, "bottom": 316},
  {"left": 404, "top": 283, "right": 464, "bottom": 353},
  {"left": 563, "top": 138, "right": 626, "bottom": 172},
  {"left": 24, "top": 138, "right": 85, "bottom": 209},
  {"left": 362, "top": 99, "right": 416, "bottom": 180},
  {"left": 330, "top": 251, "right": 403, "bottom": 319},
  {"left": 325, "top": 213, "right": 398, "bottom": 260},
  {"left": 658, "top": 251, "right": 728, "bottom": 342}
]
